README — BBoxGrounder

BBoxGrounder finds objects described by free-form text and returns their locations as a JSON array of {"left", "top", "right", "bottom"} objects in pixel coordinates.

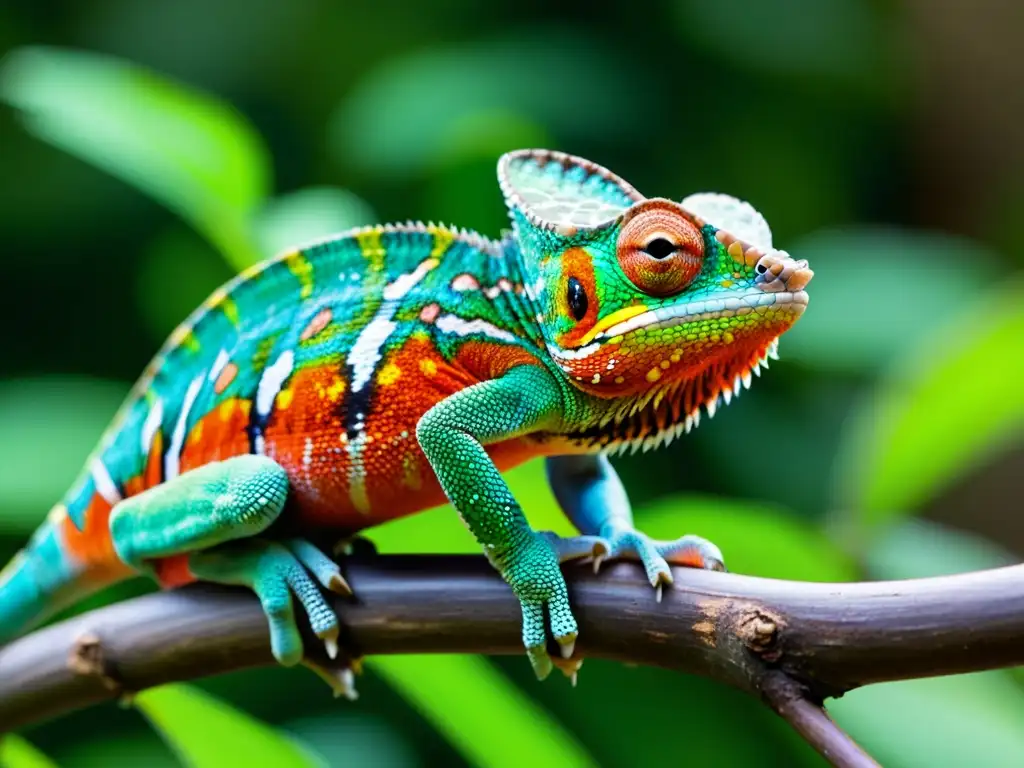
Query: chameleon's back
[{"left": 0, "top": 222, "right": 546, "bottom": 640}]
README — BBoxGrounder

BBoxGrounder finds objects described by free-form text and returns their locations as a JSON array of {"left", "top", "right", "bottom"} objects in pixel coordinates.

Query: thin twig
[
  {"left": 761, "top": 672, "right": 879, "bottom": 768},
  {"left": 1, "top": 555, "right": 1022, "bottom": 767}
]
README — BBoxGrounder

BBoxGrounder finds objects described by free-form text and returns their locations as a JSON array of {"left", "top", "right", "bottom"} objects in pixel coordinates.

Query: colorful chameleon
[{"left": 0, "top": 149, "right": 812, "bottom": 692}]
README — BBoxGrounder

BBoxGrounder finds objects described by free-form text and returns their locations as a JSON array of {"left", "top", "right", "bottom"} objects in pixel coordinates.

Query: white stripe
[
  {"left": 348, "top": 258, "right": 438, "bottom": 392},
  {"left": 165, "top": 376, "right": 203, "bottom": 480},
  {"left": 140, "top": 398, "right": 164, "bottom": 455},
  {"left": 435, "top": 314, "right": 517, "bottom": 343},
  {"left": 90, "top": 457, "right": 122, "bottom": 504},
  {"left": 208, "top": 348, "right": 230, "bottom": 383},
  {"left": 256, "top": 350, "right": 295, "bottom": 419}
]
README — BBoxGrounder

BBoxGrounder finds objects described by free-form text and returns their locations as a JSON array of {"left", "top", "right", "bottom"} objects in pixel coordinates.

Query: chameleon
[{"left": 0, "top": 149, "right": 812, "bottom": 692}]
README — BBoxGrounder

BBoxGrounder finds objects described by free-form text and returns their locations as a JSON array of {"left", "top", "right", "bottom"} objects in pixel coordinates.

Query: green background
[{"left": 1, "top": 1, "right": 1023, "bottom": 766}]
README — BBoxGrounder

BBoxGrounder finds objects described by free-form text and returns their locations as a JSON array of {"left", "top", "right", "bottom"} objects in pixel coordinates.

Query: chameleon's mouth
[{"left": 593, "top": 289, "right": 810, "bottom": 341}]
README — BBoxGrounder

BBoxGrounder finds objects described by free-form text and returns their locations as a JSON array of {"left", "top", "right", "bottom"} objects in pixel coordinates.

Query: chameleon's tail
[{"left": 0, "top": 502, "right": 131, "bottom": 643}]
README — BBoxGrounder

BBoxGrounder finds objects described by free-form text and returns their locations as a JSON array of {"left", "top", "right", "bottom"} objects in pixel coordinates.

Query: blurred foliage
[{"left": 1, "top": 2, "right": 1022, "bottom": 767}]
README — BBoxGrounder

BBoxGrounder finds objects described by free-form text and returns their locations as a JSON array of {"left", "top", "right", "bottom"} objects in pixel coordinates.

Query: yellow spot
[
  {"left": 402, "top": 453, "right": 423, "bottom": 491},
  {"left": 727, "top": 242, "right": 744, "bottom": 263},
  {"left": 169, "top": 324, "right": 200, "bottom": 353},
  {"left": 350, "top": 478, "right": 371, "bottom": 516},
  {"left": 427, "top": 224, "right": 455, "bottom": 259},
  {"left": 239, "top": 262, "right": 264, "bottom": 282},
  {"left": 283, "top": 250, "right": 315, "bottom": 299},
  {"left": 379, "top": 363, "right": 402, "bottom": 386},
  {"left": 220, "top": 297, "right": 240, "bottom": 327},
  {"left": 356, "top": 228, "right": 387, "bottom": 273},
  {"left": 576, "top": 305, "right": 650, "bottom": 346},
  {"left": 276, "top": 389, "right": 294, "bottom": 410},
  {"left": 720, "top": 279, "right": 734, "bottom": 288},
  {"left": 614, "top": 375, "right": 625, "bottom": 384},
  {"left": 205, "top": 288, "right": 239, "bottom": 326},
  {"left": 723, "top": 331, "right": 734, "bottom": 344},
  {"left": 420, "top": 359, "right": 438, "bottom": 376},
  {"left": 646, "top": 368, "right": 662, "bottom": 383},
  {"left": 238, "top": 400, "right": 251, "bottom": 419},
  {"left": 188, "top": 421, "right": 204, "bottom": 445},
  {"left": 327, "top": 379, "right": 346, "bottom": 401},
  {"left": 660, "top": 360, "right": 670, "bottom": 370},
  {"left": 218, "top": 401, "right": 236, "bottom": 421},
  {"left": 609, "top": 335, "right": 624, "bottom": 345}
]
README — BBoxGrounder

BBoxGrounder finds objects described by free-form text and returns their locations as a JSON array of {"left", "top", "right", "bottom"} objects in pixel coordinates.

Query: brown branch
[
  {"left": 761, "top": 672, "right": 879, "bottom": 768},
  {"left": 1, "top": 555, "right": 1022, "bottom": 766}
]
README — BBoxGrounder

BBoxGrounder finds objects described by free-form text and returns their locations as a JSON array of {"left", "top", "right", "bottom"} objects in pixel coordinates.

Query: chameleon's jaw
[{"left": 593, "top": 287, "right": 809, "bottom": 342}]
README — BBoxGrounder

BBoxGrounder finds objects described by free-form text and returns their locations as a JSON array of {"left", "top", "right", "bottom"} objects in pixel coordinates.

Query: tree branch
[{"left": 2, "top": 555, "right": 1022, "bottom": 766}]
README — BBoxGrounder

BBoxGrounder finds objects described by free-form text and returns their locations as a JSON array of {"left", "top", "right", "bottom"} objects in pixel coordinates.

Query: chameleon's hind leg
[
  {"left": 546, "top": 454, "right": 725, "bottom": 602},
  {"left": 108, "top": 455, "right": 349, "bottom": 665}
]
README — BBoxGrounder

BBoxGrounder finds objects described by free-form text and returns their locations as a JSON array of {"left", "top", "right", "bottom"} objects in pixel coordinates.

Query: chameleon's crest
[
  {"left": 498, "top": 149, "right": 644, "bottom": 234},
  {"left": 680, "top": 193, "right": 773, "bottom": 251}
]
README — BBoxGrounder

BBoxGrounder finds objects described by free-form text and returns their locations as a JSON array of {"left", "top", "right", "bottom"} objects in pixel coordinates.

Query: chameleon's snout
[{"left": 753, "top": 250, "right": 813, "bottom": 296}]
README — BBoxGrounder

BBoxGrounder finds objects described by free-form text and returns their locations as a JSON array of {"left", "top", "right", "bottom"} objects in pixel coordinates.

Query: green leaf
[
  {"left": 370, "top": 656, "right": 596, "bottom": 768},
  {"left": 835, "top": 279, "right": 1024, "bottom": 527},
  {"left": 863, "top": 518, "right": 1018, "bottom": 581},
  {"left": 636, "top": 495, "right": 857, "bottom": 582},
  {"left": 782, "top": 227, "right": 1001, "bottom": 373},
  {"left": 0, "top": 377, "right": 128, "bottom": 533},
  {"left": 0, "top": 736, "right": 57, "bottom": 768},
  {"left": 135, "top": 684, "right": 322, "bottom": 768},
  {"left": 0, "top": 46, "right": 270, "bottom": 270},
  {"left": 830, "top": 671, "right": 1024, "bottom": 768},
  {"left": 329, "top": 33, "right": 636, "bottom": 177},
  {"left": 251, "top": 187, "right": 377, "bottom": 259}
]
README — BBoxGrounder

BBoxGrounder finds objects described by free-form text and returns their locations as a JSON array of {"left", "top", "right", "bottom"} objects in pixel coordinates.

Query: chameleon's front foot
[
  {"left": 188, "top": 538, "right": 351, "bottom": 667},
  {"left": 597, "top": 529, "right": 725, "bottom": 602},
  {"left": 502, "top": 532, "right": 580, "bottom": 681}
]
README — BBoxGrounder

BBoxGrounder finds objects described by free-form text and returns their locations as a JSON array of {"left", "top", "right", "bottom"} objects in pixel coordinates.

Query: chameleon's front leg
[
  {"left": 417, "top": 365, "right": 588, "bottom": 680},
  {"left": 546, "top": 454, "right": 725, "bottom": 601}
]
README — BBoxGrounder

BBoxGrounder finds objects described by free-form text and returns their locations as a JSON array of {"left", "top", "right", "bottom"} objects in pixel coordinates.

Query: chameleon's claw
[
  {"left": 323, "top": 634, "right": 339, "bottom": 660},
  {"left": 600, "top": 529, "right": 725, "bottom": 603},
  {"left": 655, "top": 583, "right": 663, "bottom": 604},
  {"left": 527, "top": 645, "right": 554, "bottom": 681},
  {"left": 558, "top": 631, "right": 577, "bottom": 659},
  {"left": 304, "top": 659, "right": 359, "bottom": 700},
  {"left": 592, "top": 554, "right": 604, "bottom": 574},
  {"left": 551, "top": 651, "right": 584, "bottom": 687},
  {"left": 326, "top": 572, "right": 352, "bottom": 596}
]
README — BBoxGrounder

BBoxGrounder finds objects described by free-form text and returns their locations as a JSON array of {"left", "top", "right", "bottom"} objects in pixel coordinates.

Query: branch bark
[{"left": 2, "top": 555, "right": 1022, "bottom": 766}]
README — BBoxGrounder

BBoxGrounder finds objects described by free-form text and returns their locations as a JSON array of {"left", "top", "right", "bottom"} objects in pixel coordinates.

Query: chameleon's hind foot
[
  {"left": 284, "top": 538, "right": 351, "bottom": 596},
  {"left": 596, "top": 530, "right": 725, "bottom": 602},
  {"left": 188, "top": 538, "right": 342, "bottom": 666}
]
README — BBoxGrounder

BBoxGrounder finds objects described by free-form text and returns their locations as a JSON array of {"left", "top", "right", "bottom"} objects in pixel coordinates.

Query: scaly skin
[{"left": 0, "top": 149, "right": 813, "bottom": 689}]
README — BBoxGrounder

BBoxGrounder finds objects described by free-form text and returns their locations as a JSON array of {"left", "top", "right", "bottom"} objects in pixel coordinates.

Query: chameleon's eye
[
  {"left": 616, "top": 206, "right": 703, "bottom": 297},
  {"left": 566, "top": 277, "right": 588, "bottom": 321}
]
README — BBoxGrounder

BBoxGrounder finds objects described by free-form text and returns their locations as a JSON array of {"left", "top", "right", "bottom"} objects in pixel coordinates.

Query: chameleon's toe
[
  {"left": 508, "top": 532, "right": 581, "bottom": 682},
  {"left": 284, "top": 538, "right": 352, "bottom": 595},
  {"left": 599, "top": 529, "right": 725, "bottom": 602},
  {"left": 658, "top": 535, "right": 727, "bottom": 573},
  {"left": 537, "top": 531, "right": 609, "bottom": 564},
  {"left": 188, "top": 539, "right": 342, "bottom": 667}
]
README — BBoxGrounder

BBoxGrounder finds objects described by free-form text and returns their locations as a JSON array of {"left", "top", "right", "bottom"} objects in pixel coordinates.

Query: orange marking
[
  {"left": 301, "top": 307, "right": 333, "bottom": 341},
  {"left": 454, "top": 340, "right": 545, "bottom": 381},
  {"left": 60, "top": 495, "right": 133, "bottom": 582},
  {"left": 556, "top": 248, "right": 600, "bottom": 347},
  {"left": 179, "top": 397, "right": 252, "bottom": 474},
  {"left": 154, "top": 554, "right": 196, "bottom": 588},
  {"left": 214, "top": 362, "right": 238, "bottom": 394}
]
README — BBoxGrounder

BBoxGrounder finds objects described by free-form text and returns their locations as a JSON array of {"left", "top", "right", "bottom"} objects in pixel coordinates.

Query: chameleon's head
[{"left": 498, "top": 150, "right": 812, "bottom": 437}]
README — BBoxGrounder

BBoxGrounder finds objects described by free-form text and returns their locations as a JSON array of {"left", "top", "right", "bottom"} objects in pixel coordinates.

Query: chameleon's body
[{"left": 0, "top": 150, "right": 812, "bottom": 685}]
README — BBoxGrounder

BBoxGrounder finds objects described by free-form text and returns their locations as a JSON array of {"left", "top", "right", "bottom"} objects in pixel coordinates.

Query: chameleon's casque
[{"left": 0, "top": 149, "right": 812, "bottom": 689}]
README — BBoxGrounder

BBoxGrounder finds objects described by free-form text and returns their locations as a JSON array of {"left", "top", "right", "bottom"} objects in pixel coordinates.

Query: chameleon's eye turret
[{"left": 616, "top": 200, "right": 703, "bottom": 297}]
